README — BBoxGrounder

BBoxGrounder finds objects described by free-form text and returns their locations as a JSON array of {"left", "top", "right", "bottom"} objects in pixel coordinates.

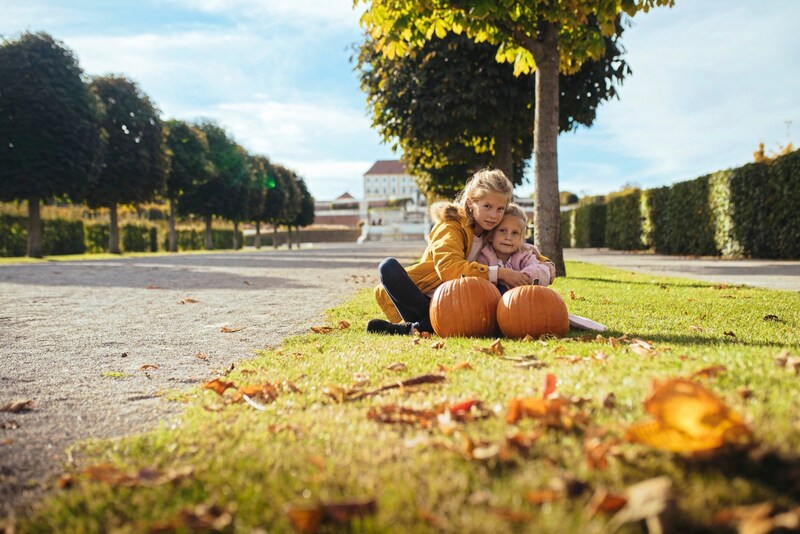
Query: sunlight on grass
[{"left": 20, "top": 262, "right": 800, "bottom": 532}]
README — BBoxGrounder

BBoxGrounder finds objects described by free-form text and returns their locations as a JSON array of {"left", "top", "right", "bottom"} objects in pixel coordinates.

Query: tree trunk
[
  {"left": 109, "top": 202, "right": 121, "bottom": 254},
  {"left": 204, "top": 216, "right": 213, "bottom": 250},
  {"left": 168, "top": 199, "right": 177, "bottom": 252},
  {"left": 255, "top": 221, "right": 261, "bottom": 249},
  {"left": 287, "top": 226, "right": 292, "bottom": 250},
  {"left": 232, "top": 220, "right": 239, "bottom": 250},
  {"left": 295, "top": 226, "right": 301, "bottom": 248},
  {"left": 493, "top": 127, "right": 514, "bottom": 182},
  {"left": 531, "top": 22, "right": 566, "bottom": 276},
  {"left": 26, "top": 196, "right": 43, "bottom": 258},
  {"left": 273, "top": 224, "right": 278, "bottom": 249}
]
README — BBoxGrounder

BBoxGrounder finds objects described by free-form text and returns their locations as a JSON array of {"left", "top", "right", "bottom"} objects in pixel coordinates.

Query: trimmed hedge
[
  {"left": 84, "top": 223, "right": 109, "bottom": 253},
  {"left": 0, "top": 215, "right": 85, "bottom": 256},
  {"left": 163, "top": 229, "right": 244, "bottom": 251},
  {"left": 122, "top": 224, "right": 158, "bottom": 252},
  {"left": 573, "top": 203, "right": 606, "bottom": 248},
  {"left": 560, "top": 211, "right": 572, "bottom": 249},
  {"left": 573, "top": 149, "right": 800, "bottom": 258},
  {"left": 605, "top": 190, "right": 646, "bottom": 250}
]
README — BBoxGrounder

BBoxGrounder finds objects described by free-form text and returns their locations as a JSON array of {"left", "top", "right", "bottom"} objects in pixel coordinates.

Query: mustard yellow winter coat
[{"left": 374, "top": 202, "right": 491, "bottom": 322}]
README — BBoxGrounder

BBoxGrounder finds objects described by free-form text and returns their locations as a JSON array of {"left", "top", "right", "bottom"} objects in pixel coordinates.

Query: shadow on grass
[{"left": 565, "top": 275, "right": 722, "bottom": 289}]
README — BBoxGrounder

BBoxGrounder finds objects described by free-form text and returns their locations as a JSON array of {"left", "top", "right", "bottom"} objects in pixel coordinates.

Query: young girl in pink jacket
[{"left": 476, "top": 203, "right": 556, "bottom": 291}]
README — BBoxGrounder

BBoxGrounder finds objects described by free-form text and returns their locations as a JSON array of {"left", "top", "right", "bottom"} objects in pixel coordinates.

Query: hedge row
[
  {"left": 1, "top": 216, "right": 85, "bottom": 256},
  {"left": 565, "top": 148, "right": 800, "bottom": 258},
  {"left": 0, "top": 217, "right": 243, "bottom": 257}
]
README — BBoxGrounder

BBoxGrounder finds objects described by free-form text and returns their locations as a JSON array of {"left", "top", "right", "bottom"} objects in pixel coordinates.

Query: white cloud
[
  {"left": 161, "top": 0, "right": 364, "bottom": 28},
  {"left": 577, "top": 2, "right": 800, "bottom": 189}
]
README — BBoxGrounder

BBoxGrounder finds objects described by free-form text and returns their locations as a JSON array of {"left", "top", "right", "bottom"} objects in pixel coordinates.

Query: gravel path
[{"left": 0, "top": 242, "right": 423, "bottom": 517}]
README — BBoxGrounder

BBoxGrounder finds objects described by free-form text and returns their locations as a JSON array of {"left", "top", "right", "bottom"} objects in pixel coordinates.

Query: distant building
[
  {"left": 363, "top": 160, "right": 421, "bottom": 204},
  {"left": 313, "top": 192, "right": 360, "bottom": 227}
]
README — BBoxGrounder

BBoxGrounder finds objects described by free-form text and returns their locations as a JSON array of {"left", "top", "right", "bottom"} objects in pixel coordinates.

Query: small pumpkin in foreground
[
  {"left": 497, "top": 284, "right": 569, "bottom": 339},
  {"left": 430, "top": 277, "right": 501, "bottom": 338}
]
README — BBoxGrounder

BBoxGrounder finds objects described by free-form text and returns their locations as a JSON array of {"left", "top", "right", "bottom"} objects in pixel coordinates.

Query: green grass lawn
[{"left": 16, "top": 262, "right": 800, "bottom": 533}]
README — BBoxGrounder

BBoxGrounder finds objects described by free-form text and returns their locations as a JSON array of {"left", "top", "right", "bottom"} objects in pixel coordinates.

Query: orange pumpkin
[
  {"left": 430, "top": 277, "right": 501, "bottom": 338},
  {"left": 497, "top": 285, "right": 569, "bottom": 339}
]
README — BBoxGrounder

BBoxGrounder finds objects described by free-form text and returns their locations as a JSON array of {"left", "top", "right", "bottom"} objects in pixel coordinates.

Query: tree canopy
[
  {"left": 0, "top": 32, "right": 104, "bottom": 256},
  {"left": 356, "top": 27, "right": 630, "bottom": 199},
  {"left": 356, "top": 0, "right": 672, "bottom": 275}
]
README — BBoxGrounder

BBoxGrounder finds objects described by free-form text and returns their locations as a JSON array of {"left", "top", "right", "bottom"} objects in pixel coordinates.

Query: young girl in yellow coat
[{"left": 368, "top": 169, "right": 531, "bottom": 335}]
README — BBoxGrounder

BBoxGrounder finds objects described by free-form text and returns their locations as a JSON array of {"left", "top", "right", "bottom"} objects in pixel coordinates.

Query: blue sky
[{"left": 2, "top": 0, "right": 799, "bottom": 201}]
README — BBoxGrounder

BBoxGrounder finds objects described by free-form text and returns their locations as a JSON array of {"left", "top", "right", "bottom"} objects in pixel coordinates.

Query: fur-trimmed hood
[{"left": 430, "top": 201, "right": 467, "bottom": 224}]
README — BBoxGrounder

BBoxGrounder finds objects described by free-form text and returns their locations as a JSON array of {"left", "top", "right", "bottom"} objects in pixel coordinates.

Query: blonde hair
[
  {"left": 501, "top": 202, "right": 527, "bottom": 227},
  {"left": 455, "top": 168, "right": 514, "bottom": 224}
]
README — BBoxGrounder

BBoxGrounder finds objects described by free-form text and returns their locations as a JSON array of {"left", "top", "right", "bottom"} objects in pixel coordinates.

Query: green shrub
[
  {"left": 560, "top": 211, "right": 573, "bottom": 248},
  {"left": 41, "top": 219, "right": 85, "bottom": 255},
  {"left": 663, "top": 177, "right": 717, "bottom": 256},
  {"left": 0, "top": 215, "right": 27, "bottom": 257},
  {"left": 121, "top": 224, "right": 155, "bottom": 252},
  {"left": 729, "top": 150, "right": 800, "bottom": 259},
  {"left": 605, "top": 190, "right": 645, "bottom": 250},
  {"left": 0, "top": 216, "right": 84, "bottom": 256},
  {"left": 163, "top": 229, "right": 243, "bottom": 251},
  {"left": 573, "top": 203, "right": 606, "bottom": 247},
  {"left": 85, "top": 223, "right": 108, "bottom": 253},
  {"left": 642, "top": 186, "right": 670, "bottom": 252}
]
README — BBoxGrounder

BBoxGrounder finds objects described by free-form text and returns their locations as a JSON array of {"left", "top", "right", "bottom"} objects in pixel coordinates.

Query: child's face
[
  {"left": 469, "top": 192, "right": 508, "bottom": 234},
  {"left": 490, "top": 216, "right": 526, "bottom": 256}
]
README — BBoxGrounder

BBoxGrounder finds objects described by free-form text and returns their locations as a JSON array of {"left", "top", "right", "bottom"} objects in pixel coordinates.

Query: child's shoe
[{"left": 366, "top": 319, "right": 413, "bottom": 335}]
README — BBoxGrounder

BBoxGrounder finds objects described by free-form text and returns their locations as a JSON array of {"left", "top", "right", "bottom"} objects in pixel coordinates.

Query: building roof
[
  {"left": 335, "top": 192, "right": 355, "bottom": 201},
  {"left": 364, "top": 160, "right": 407, "bottom": 176}
]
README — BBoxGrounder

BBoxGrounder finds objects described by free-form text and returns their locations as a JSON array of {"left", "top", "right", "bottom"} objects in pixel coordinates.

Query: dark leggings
[{"left": 378, "top": 258, "right": 433, "bottom": 333}]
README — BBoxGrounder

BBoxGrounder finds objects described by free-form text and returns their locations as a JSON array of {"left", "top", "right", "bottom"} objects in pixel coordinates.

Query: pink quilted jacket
[{"left": 476, "top": 243, "right": 556, "bottom": 286}]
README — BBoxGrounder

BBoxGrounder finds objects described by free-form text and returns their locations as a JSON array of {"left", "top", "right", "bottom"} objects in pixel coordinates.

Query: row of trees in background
[
  {"left": 355, "top": 0, "right": 673, "bottom": 276},
  {"left": 0, "top": 32, "right": 313, "bottom": 258}
]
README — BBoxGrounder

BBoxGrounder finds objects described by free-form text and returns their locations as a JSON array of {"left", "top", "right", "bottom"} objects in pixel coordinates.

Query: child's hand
[{"left": 498, "top": 268, "right": 531, "bottom": 288}]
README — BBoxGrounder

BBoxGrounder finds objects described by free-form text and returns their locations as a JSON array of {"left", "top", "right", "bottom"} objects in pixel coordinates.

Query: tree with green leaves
[
  {"left": 0, "top": 32, "right": 104, "bottom": 257},
  {"left": 357, "top": 28, "right": 630, "bottom": 200},
  {"left": 260, "top": 163, "right": 300, "bottom": 249},
  {"left": 249, "top": 155, "right": 275, "bottom": 249},
  {"left": 86, "top": 75, "right": 166, "bottom": 254},
  {"left": 276, "top": 165, "right": 302, "bottom": 249},
  {"left": 357, "top": 0, "right": 673, "bottom": 275},
  {"left": 290, "top": 176, "right": 315, "bottom": 248},
  {"left": 182, "top": 121, "right": 250, "bottom": 249},
  {"left": 163, "top": 120, "right": 215, "bottom": 252}
]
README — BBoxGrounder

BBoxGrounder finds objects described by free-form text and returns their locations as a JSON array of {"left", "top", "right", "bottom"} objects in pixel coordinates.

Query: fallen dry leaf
[
  {"left": 690, "top": 325, "right": 705, "bottom": 332},
  {"left": 310, "top": 325, "right": 334, "bottom": 334},
  {"left": 177, "top": 298, "right": 200, "bottom": 304},
  {"left": 385, "top": 362, "right": 407, "bottom": 372},
  {"left": 586, "top": 489, "right": 628, "bottom": 517},
  {"left": 474, "top": 339, "right": 505, "bottom": 356},
  {"left": 194, "top": 352, "right": 209, "bottom": 361},
  {"left": 59, "top": 463, "right": 193, "bottom": 489},
  {"left": 151, "top": 502, "right": 233, "bottom": 532},
  {"left": 625, "top": 378, "right": 751, "bottom": 453},
  {"left": 201, "top": 379, "right": 236, "bottom": 396},
  {"left": 220, "top": 326, "right": 246, "bottom": 333},
  {"left": 763, "top": 314, "right": 780, "bottom": 321},
  {"left": 488, "top": 506, "right": 533, "bottom": 523},
  {"left": 1, "top": 420, "right": 19, "bottom": 430},
  {"left": 286, "top": 497, "right": 376, "bottom": 533},
  {"left": 524, "top": 489, "right": 560, "bottom": 505},
  {"left": 570, "top": 290, "right": 576, "bottom": 300},
  {"left": 724, "top": 330, "right": 737, "bottom": 339},
  {"left": 431, "top": 340, "right": 446, "bottom": 350},
  {"left": 0, "top": 400, "right": 33, "bottom": 413},
  {"left": 139, "top": 364, "right": 160, "bottom": 371},
  {"left": 608, "top": 476, "right": 677, "bottom": 533},
  {"left": 714, "top": 501, "right": 800, "bottom": 534},
  {"left": 453, "top": 361, "right": 474, "bottom": 371},
  {"left": 690, "top": 365, "right": 727, "bottom": 380},
  {"left": 338, "top": 320, "right": 351, "bottom": 329},
  {"left": 543, "top": 373, "right": 558, "bottom": 399}
]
